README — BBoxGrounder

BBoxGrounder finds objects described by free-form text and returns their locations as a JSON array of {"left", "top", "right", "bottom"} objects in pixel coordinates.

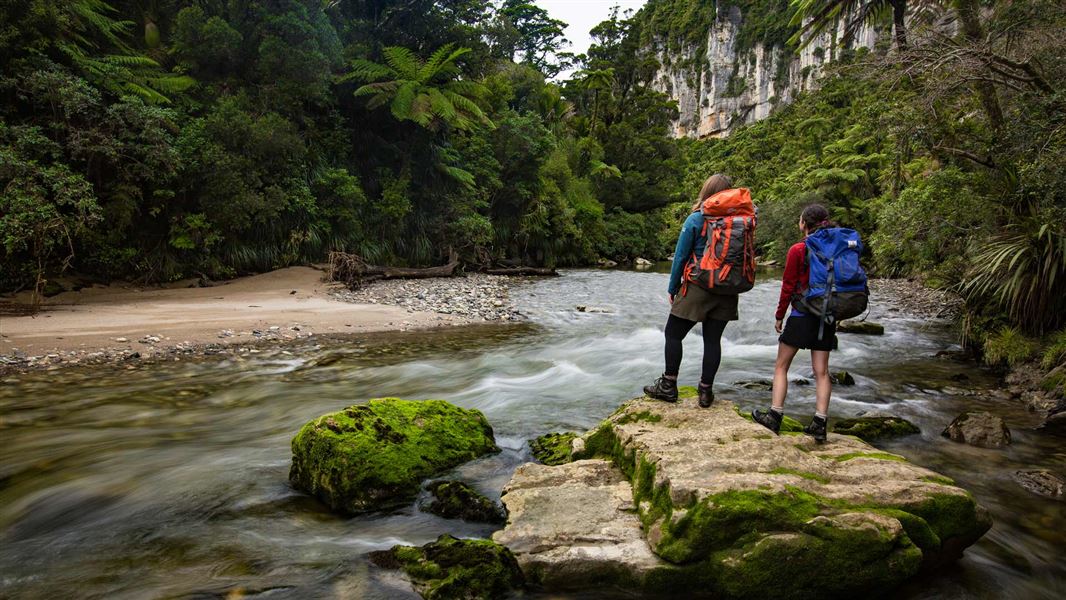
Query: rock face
[
  {"left": 942, "top": 411, "right": 1012, "bottom": 448},
  {"left": 831, "top": 416, "right": 921, "bottom": 441},
  {"left": 424, "top": 480, "right": 505, "bottom": 524},
  {"left": 289, "top": 398, "right": 498, "bottom": 513},
  {"left": 646, "top": 2, "right": 881, "bottom": 138},
  {"left": 495, "top": 392, "right": 991, "bottom": 598},
  {"left": 838, "top": 321, "right": 886, "bottom": 335},
  {"left": 370, "top": 534, "right": 524, "bottom": 600},
  {"left": 529, "top": 432, "right": 578, "bottom": 466}
]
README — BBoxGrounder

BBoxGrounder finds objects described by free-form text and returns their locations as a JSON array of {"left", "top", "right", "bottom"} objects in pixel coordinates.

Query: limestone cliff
[{"left": 640, "top": 1, "right": 882, "bottom": 138}]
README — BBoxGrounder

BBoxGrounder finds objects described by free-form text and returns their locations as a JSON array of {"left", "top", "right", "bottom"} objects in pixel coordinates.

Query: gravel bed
[
  {"left": 868, "top": 278, "right": 963, "bottom": 321},
  {"left": 331, "top": 273, "right": 524, "bottom": 322}
]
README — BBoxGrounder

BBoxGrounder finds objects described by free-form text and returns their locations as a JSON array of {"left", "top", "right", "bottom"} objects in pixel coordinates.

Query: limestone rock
[
  {"left": 597, "top": 258, "right": 619, "bottom": 268},
  {"left": 831, "top": 371, "right": 856, "bottom": 386},
  {"left": 493, "top": 460, "right": 672, "bottom": 591},
  {"left": 1012, "top": 470, "right": 1065, "bottom": 500},
  {"left": 831, "top": 416, "right": 921, "bottom": 441},
  {"left": 837, "top": 321, "right": 885, "bottom": 335},
  {"left": 370, "top": 534, "right": 524, "bottom": 599},
  {"left": 497, "top": 395, "right": 990, "bottom": 597},
  {"left": 635, "top": 257, "right": 654, "bottom": 266},
  {"left": 734, "top": 379, "right": 772, "bottom": 391},
  {"left": 423, "top": 481, "right": 505, "bottom": 524},
  {"left": 942, "top": 412, "right": 1012, "bottom": 448},
  {"left": 289, "top": 398, "right": 498, "bottom": 513},
  {"left": 529, "top": 432, "right": 577, "bottom": 466}
]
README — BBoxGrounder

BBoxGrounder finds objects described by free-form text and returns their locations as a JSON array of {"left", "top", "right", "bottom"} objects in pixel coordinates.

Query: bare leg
[
  {"left": 811, "top": 350, "right": 832, "bottom": 414},
  {"left": 771, "top": 342, "right": 801, "bottom": 410}
]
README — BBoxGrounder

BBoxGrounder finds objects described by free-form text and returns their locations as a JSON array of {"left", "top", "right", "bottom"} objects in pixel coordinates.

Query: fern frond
[{"left": 382, "top": 46, "right": 422, "bottom": 80}]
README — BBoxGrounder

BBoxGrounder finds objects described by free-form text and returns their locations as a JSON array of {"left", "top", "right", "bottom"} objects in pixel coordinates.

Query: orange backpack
[{"left": 682, "top": 188, "right": 758, "bottom": 295}]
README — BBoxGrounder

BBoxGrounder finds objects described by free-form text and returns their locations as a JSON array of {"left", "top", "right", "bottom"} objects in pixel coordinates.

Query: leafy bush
[
  {"left": 1041, "top": 330, "right": 1066, "bottom": 370},
  {"left": 982, "top": 326, "right": 1037, "bottom": 367}
]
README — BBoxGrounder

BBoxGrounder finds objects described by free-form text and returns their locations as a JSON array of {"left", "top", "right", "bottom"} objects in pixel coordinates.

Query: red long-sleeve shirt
[{"left": 776, "top": 240, "right": 808, "bottom": 320}]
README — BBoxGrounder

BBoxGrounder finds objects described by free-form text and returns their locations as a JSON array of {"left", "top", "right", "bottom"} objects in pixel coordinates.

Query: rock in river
[
  {"left": 837, "top": 321, "right": 885, "bottom": 335},
  {"left": 1012, "top": 470, "right": 1065, "bottom": 500},
  {"left": 289, "top": 398, "right": 498, "bottom": 513},
  {"left": 942, "top": 411, "right": 1012, "bottom": 448},
  {"left": 423, "top": 480, "right": 505, "bottom": 524},
  {"left": 529, "top": 432, "right": 577, "bottom": 466},
  {"left": 831, "top": 416, "right": 921, "bottom": 441},
  {"left": 370, "top": 534, "right": 524, "bottom": 600},
  {"left": 494, "top": 390, "right": 992, "bottom": 598}
]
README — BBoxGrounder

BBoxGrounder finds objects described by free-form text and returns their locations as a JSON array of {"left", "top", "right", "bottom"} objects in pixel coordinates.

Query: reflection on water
[{"left": 1, "top": 269, "right": 1063, "bottom": 599}]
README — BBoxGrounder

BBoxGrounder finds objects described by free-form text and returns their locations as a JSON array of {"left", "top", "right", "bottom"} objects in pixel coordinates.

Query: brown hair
[
  {"left": 691, "top": 174, "right": 732, "bottom": 211},
  {"left": 800, "top": 203, "right": 832, "bottom": 233}
]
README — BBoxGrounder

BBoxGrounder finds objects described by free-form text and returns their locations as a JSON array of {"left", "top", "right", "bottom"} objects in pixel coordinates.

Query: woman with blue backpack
[
  {"left": 644, "top": 174, "right": 758, "bottom": 408},
  {"left": 752, "top": 203, "right": 868, "bottom": 442}
]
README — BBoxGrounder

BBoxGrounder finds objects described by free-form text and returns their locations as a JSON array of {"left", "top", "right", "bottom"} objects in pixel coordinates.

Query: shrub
[
  {"left": 982, "top": 326, "right": 1037, "bottom": 367},
  {"left": 1041, "top": 330, "right": 1066, "bottom": 370}
]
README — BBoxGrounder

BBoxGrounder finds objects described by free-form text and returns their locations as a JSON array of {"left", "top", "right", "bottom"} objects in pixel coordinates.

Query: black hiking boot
[
  {"left": 752, "top": 408, "right": 782, "bottom": 434},
  {"left": 643, "top": 374, "right": 678, "bottom": 403},
  {"left": 804, "top": 415, "right": 828, "bottom": 443},
  {"left": 698, "top": 383, "right": 714, "bottom": 408}
]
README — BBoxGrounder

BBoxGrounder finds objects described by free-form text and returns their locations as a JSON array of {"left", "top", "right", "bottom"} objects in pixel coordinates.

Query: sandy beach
[{"left": 0, "top": 267, "right": 470, "bottom": 366}]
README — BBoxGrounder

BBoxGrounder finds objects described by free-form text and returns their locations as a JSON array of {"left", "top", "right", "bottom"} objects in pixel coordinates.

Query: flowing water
[{"left": 1, "top": 269, "right": 1063, "bottom": 599}]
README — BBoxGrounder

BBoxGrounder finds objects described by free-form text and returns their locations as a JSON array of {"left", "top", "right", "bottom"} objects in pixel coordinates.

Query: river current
[{"left": 1, "top": 269, "right": 1063, "bottom": 599}]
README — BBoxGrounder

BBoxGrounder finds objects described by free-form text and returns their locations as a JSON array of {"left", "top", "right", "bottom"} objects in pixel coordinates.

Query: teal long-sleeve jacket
[{"left": 668, "top": 211, "right": 708, "bottom": 296}]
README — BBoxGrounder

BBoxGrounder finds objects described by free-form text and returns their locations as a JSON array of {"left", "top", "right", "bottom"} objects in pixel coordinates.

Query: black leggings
[{"left": 664, "top": 314, "right": 728, "bottom": 385}]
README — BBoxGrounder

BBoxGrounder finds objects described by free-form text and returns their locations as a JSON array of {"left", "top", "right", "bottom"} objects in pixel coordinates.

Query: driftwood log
[{"left": 328, "top": 251, "right": 460, "bottom": 289}]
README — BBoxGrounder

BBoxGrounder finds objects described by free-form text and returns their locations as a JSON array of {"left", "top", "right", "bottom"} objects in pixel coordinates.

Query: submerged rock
[
  {"left": 831, "top": 371, "right": 856, "bottom": 386},
  {"left": 831, "top": 417, "right": 921, "bottom": 441},
  {"left": 837, "top": 321, "right": 885, "bottom": 335},
  {"left": 495, "top": 394, "right": 991, "bottom": 598},
  {"left": 370, "top": 534, "right": 524, "bottom": 600},
  {"left": 734, "top": 379, "right": 773, "bottom": 391},
  {"left": 289, "top": 398, "right": 498, "bottom": 513},
  {"left": 1013, "top": 470, "right": 1065, "bottom": 500},
  {"left": 424, "top": 481, "right": 505, "bottom": 524},
  {"left": 942, "top": 412, "right": 1012, "bottom": 448},
  {"left": 529, "top": 432, "right": 577, "bottom": 466}
]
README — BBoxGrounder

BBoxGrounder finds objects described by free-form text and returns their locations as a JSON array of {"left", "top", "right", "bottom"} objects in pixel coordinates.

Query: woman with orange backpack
[{"left": 643, "top": 174, "right": 758, "bottom": 408}]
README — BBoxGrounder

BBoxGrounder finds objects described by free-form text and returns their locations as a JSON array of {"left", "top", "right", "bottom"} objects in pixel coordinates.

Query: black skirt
[{"left": 779, "top": 314, "right": 838, "bottom": 351}]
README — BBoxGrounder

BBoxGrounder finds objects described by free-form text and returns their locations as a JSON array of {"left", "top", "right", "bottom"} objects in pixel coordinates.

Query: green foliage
[
  {"left": 981, "top": 326, "right": 1037, "bottom": 367},
  {"left": 1041, "top": 330, "right": 1066, "bottom": 370}
]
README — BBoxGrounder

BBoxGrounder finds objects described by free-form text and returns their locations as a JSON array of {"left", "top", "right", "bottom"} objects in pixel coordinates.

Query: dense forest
[{"left": 1, "top": 0, "right": 1064, "bottom": 362}]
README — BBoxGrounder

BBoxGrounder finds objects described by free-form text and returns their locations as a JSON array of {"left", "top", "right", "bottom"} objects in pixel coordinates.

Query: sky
[{"left": 534, "top": 0, "right": 649, "bottom": 59}]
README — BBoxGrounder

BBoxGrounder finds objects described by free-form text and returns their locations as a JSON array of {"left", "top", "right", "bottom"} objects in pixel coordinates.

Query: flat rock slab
[
  {"left": 495, "top": 393, "right": 991, "bottom": 598},
  {"left": 493, "top": 460, "right": 670, "bottom": 589}
]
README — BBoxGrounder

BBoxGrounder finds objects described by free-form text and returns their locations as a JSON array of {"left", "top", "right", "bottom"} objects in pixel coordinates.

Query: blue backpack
[{"left": 791, "top": 227, "right": 869, "bottom": 339}]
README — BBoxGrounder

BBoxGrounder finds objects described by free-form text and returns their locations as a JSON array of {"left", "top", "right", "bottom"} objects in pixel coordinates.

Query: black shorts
[{"left": 779, "top": 314, "right": 838, "bottom": 351}]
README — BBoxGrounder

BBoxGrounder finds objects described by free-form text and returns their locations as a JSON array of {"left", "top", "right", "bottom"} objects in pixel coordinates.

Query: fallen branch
[{"left": 328, "top": 250, "right": 460, "bottom": 289}]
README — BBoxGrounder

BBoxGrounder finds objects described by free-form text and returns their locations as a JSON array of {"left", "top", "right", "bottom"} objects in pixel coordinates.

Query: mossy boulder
[
  {"left": 942, "top": 411, "right": 1011, "bottom": 448},
  {"left": 370, "top": 534, "right": 524, "bottom": 600},
  {"left": 529, "top": 432, "right": 577, "bottom": 466},
  {"left": 831, "top": 371, "right": 856, "bottom": 386},
  {"left": 424, "top": 481, "right": 505, "bottom": 524},
  {"left": 502, "top": 394, "right": 992, "bottom": 598},
  {"left": 289, "top": 398, "right": 498, "bottom": 513},
  {"left": 831, "top": 416, "right": 921, "bottom": 441},
  {"left": 838, "top": 321, "right": 885, "bottom": 335}
]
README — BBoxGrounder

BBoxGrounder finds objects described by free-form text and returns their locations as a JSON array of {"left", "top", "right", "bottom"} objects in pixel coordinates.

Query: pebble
[{"left": 332, "top": 274, "right": 523, "bottom": 322}]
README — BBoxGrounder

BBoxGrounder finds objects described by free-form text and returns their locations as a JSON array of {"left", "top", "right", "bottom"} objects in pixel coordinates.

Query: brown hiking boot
[
  {"left": 643, "top": 375, "right": 678, "bottom": 402},
  {"left": 698, "top": 383, "right": 714, "bottom": 408}
]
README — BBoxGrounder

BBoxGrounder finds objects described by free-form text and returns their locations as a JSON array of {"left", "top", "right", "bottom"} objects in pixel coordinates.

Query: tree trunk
[
  {"left": 891, "top": 0, "right": 908, "bottom": 50},
  {"left": 954, "top": 0, "right": 1004, "bottom": 130}
]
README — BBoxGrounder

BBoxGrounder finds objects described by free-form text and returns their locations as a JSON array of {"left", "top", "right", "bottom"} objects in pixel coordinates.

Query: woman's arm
[
  {"left": 775, "top": 242, "right": 806, "bottom": 320},
  {"left": 668, "top": 212, "right": 701, "bottom": 296}
]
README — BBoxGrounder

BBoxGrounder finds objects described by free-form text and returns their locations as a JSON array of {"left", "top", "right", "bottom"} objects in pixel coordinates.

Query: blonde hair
[{"left": 692, "top": 174, "right": 732, "bottom": 211}]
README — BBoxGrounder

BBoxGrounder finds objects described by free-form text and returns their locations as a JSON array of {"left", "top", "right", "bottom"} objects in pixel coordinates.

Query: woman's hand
[
  {"left": 775, "top": 318, "right": 784, "bottom": 333},
  {"left": 669, "top": 294, "right": 675, "bottom": 304}
]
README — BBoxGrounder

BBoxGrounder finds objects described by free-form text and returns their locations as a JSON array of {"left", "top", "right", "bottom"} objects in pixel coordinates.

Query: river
[{"left": 1, "top": 269, "right": 1063, "bottom": 599}]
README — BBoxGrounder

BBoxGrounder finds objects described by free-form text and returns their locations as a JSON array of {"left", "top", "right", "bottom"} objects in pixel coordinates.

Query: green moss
[
  {"left": 922, "top": 475, "right": 956, "bottom": 486},
  {"left": 289, "top": 398, "right": 498, "bottom": 514},
  {"left": 830, "top": 452, "right": 908, "bottom": 463},
  {"left": 769, "top": 467, "right": 830, "bottom": 484},
  {"left": 678, "top": 385, "right": 698, "bottom": 398},
  {"left": 900, "top": 492, "right": 991, "bottom": 546},
  {"left": 734, "top": 405, "right": 803, "bottom": 432},
  {"left": 375, "top": 534, "right": 524, "bottom": 600},
  {"left": 529, "top": 432, "right": 577, "bottom": 466},
  {"left": 424, "top": 481, "right": 505, "bottom": 524},
  {"left": 830, "top": 417, "right": 920, "bottom": 441},
  {"left": 617, "top": 410, "right": 664, "bottom": 425}
]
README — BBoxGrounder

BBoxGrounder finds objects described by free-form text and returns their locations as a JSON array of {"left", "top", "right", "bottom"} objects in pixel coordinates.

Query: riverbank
[{"left": 0, "top": 267, "right": 526, "bottom": 375}]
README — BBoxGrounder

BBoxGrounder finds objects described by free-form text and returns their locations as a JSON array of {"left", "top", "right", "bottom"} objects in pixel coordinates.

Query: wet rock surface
[
  {"left": 529, "top": 432, "right": 578, "bottom": 466},
  {"left": 289, "top": 398, "right": 498, "bottom": 514},
  {"left": 494, "top": 391, "right": 992, "bottom": 597},
  {"left": 370, "top": 534, "right": 524, "bottom": 600},
  {"left": 837, "top": 321, "right": 885, "bottom": 335},
  {"left": 1012, "top": 470, "right": 1065, "bottom": 500},
  {"left": 333, "top": 273, "right": 523, "bottom": 322},
  {"left": 942, "top": 411, "right": 1012, "bottom": 448},
  {"left": 423, "top": 481, "right": 505, "bottom": 524},
  {"left": 831, "top": 416, "right": 921, "bottom": 441}
]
